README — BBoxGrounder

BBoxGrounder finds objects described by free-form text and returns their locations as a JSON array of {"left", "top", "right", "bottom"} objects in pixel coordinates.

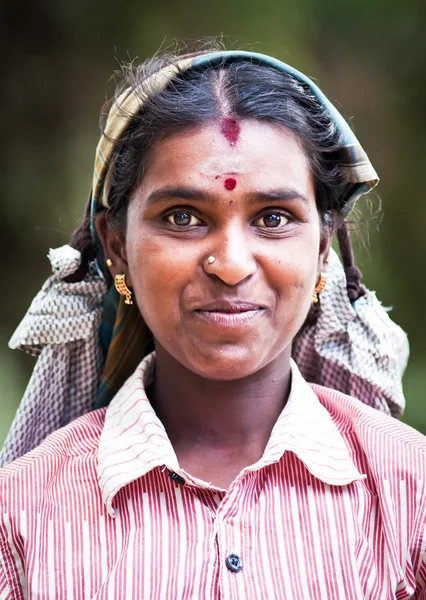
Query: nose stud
[{"left": 207, "top": 256, "right": 216, "bottom": 264}]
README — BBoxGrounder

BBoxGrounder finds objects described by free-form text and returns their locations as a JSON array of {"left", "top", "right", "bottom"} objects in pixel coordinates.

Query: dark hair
[{"left": 69, "top": 48, "right": 364, "bottom": 300}]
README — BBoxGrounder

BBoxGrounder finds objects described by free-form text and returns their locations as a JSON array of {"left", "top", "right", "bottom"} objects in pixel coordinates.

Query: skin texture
[{"left": 98, "top": 119, "right": 331, "bottom": 488}]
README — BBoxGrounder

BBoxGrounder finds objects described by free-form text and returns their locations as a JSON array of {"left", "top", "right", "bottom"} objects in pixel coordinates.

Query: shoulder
[
  {"left": 0, "top": 408, "right": 106, "bottom": 489},
  {"left": 312, "top": 383, "right": 426, "bottom": 481},
  {"left": 313, "top": 385, "right": 426, "bottom": 576},
  {"left": 0, "top": 409, "right": 107, "bottom": 598},
  {"left": 313, "top": 383, "right": 425, "bottom": 446}
]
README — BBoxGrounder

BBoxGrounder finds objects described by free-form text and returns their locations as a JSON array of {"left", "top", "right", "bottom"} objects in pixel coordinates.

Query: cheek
[
  {"left": 262, "top": 235, "right": 320, "bottom": 332},
  {"left": 271, "top": 257, "right": 316, "bottom": 317},
  {"left": 266, "top": 234, "right": 319, "bottom": 292},
  {"left": 125, "top": 232, "right": 196, "bottom": 329}
]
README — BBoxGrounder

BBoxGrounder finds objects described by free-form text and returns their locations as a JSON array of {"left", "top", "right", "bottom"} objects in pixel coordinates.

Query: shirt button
[{"left": 225, "top": 553, "right": 243, "bottom": 573}]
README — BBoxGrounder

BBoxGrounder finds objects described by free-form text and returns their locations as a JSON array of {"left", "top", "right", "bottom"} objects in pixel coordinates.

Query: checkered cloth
[
  {"left": 0, "top": 246, "right": 107, "bottom": 467},
  {"left": 293, "top": 249, "right": 408, "bottom": 418},
  {"left": 0, "top": 244, "right": 408, "bottom": 467}
]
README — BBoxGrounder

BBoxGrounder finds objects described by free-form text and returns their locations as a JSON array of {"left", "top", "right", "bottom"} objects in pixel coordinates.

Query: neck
[{"left": 150, "top": 344, "right": 292, "bottom": 458}]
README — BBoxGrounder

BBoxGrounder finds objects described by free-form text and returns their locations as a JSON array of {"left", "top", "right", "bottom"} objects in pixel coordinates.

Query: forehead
[{"left": 139, "top": 119, "right": 314, "bottom": 198}]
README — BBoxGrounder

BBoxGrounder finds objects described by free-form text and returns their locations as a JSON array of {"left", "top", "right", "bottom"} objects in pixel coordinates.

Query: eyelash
[
  {"left": 164, "top": 208, "right": 292, "bottom": 230},
  {"left": 165, "top": 210, "right": 204, "bottom": 228},
  {"left": 253, "top": 212, "right": 290, "bottom": 229}
]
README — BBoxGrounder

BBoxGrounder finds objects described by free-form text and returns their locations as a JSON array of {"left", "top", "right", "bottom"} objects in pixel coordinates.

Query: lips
[
  {"left": 195, "top": 300, "right": 263, "bottom": 313},
  {"left": 193, "top": 300, "right": 265, "bottom": 328}
]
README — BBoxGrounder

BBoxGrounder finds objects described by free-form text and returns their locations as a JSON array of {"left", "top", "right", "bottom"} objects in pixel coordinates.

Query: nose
[{"left": 204, "top": 223, "right": 257, "bottom": 286}]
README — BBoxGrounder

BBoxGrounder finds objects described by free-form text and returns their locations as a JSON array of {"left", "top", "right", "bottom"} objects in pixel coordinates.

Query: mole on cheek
[
  {"left": 221, "top": 118, "right": 240, "bottom": 147},
  {"left": 224, "top": 178, "right": 237, "bottom": 191}
]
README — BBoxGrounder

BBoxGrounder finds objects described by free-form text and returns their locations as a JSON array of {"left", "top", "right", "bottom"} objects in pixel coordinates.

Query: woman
[{"left": 0, "top": 48, "right": 424, "bottom": 599}]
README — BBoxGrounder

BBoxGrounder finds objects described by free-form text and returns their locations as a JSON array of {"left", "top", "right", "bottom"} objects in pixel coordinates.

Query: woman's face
[{"left": 110, "top": 120, "right": 330, "bottom": 380}]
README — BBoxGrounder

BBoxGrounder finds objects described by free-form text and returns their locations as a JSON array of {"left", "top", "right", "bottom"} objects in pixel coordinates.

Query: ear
[
  {"left": 317, "top": 222, "right": 335, "bottom": 274},
  {"left": 95, "top": 212, "right": 132, "bottom": 285}
]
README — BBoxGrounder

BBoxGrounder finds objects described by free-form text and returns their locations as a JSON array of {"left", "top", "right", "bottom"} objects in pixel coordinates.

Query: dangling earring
[
  {"left": 115, "top": 274, "right": 133, "bottom": 305},
  {"left": 312, "top": 273, "right": 328, "bottom": 304}
]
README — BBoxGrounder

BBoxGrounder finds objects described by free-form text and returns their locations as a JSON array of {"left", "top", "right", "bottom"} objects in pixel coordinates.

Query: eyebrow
[
  {"left": 144, "top": 186, "right": 309, "bottom": 206},
  {"left": 145, "top": 187, "right": 206, "bottom": 206},
  {"left": 251, "top": 189, "right": 309, "bottom": 204}
]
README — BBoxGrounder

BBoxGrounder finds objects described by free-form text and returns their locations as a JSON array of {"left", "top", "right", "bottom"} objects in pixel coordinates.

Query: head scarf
[
  {"left": 1, "top": 51, "right": 408, "bottom": 467},
  {"left": 92, "top": 51, "right": 378, "bottom": 213},
  {"left": 91, "top": 50, "right": 381, "bottom": 408}
]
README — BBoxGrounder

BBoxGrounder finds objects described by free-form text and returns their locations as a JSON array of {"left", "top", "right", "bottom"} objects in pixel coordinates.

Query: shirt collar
[
  {"left": 253, "top": 361, "right": 366, "bottom": 485},
  {"left": 98, "top": 353, "right": 365, "bottom": 517}
]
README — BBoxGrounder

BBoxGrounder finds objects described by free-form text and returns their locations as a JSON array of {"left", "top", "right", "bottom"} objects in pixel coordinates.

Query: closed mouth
[
  {"left": 193, "top": 302, "right": 265, "bottom": 327},
  {"left": 194, "top": 300, "right": 264, "bottom": 313}
]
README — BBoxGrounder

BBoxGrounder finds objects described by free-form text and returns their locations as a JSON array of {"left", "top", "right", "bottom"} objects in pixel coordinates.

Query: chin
[{"left": 182, "top": 343, "right": 271, "bottom": 381}]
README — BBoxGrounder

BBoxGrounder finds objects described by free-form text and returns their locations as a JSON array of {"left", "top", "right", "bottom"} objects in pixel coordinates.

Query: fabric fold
[
  {"left": 293, "top": 248, "right": 408, "bottom": 417},
  {"left": 0, "top": 245, "right": 107, "bottom": 467}
]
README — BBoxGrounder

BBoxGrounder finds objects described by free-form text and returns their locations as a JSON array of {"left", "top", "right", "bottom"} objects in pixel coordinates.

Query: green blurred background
[{"left": 1, "top": 0, "right": 425, "bottom": 444}]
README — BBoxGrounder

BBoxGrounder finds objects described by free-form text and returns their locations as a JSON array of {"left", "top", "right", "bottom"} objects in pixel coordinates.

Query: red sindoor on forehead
[
  {"left": 221, "top": 118, "right": 240, "bottom": 147},
  {"left": 224, "top": 178, "right": 237, "bottom": 190}
]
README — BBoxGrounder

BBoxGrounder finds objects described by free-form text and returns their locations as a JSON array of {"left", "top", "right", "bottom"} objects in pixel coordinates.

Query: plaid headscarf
[{"left": 1, "top": 51, "right": 408, "bottom": 466}]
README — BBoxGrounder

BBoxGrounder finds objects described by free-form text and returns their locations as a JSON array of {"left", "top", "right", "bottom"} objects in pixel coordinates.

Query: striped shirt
[{"left": 0, "top": 354, "right": 425, "bottom": 599}]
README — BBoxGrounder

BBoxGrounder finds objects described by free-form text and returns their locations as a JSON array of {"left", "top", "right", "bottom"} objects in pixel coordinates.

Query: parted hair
[{"left": 68, "top": 44, "right": 365, "bottom": 301}]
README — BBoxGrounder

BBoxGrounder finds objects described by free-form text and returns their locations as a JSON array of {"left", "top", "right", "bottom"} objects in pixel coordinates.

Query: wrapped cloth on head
[{"left": 0, "top": 50, "right": 409, "bottom": 467}]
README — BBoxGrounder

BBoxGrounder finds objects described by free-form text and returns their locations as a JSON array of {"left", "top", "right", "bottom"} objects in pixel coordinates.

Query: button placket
[{"left": 215, "top": 471, "right": 255, "bottom": 594}]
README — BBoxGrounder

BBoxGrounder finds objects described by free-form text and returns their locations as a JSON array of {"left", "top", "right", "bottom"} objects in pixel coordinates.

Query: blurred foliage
[{"left": 1, "top": 0, "right": 425, "bottom": 444}]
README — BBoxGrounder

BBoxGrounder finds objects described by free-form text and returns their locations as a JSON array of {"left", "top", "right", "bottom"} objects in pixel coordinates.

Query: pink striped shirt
[{"left": 1, "top": 353, "right": 425, "bottom": 599}]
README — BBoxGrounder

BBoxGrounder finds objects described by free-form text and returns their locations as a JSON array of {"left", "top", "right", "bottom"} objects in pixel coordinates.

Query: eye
[
  {"left": 166, "top": 210, "right": 202, "bottom": 227},
  {"left": 254, "top": 212, "right": 289, "bottom": 228}
]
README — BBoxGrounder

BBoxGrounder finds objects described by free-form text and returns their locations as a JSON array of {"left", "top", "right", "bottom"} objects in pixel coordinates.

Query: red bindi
[
  {"left": 221, "top": 118, "right": 240, "bottom": 147},
  {"left": 224, "top": 177, "right": 237, "bottom": 191}
]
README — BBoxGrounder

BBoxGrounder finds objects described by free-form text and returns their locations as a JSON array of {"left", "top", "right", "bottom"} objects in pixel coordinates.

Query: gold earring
[
  {"left": 312, "top": 273, "right": 328, "bottom": 304},
  {"left": 115, "top": 274, "right": 133, "bottom": 305},
  {"left": 207, "top": 256, "right": 215, "bottom": 264},
  {"left": 106, "top": 258, "right": 113, "bottom": 267}
]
